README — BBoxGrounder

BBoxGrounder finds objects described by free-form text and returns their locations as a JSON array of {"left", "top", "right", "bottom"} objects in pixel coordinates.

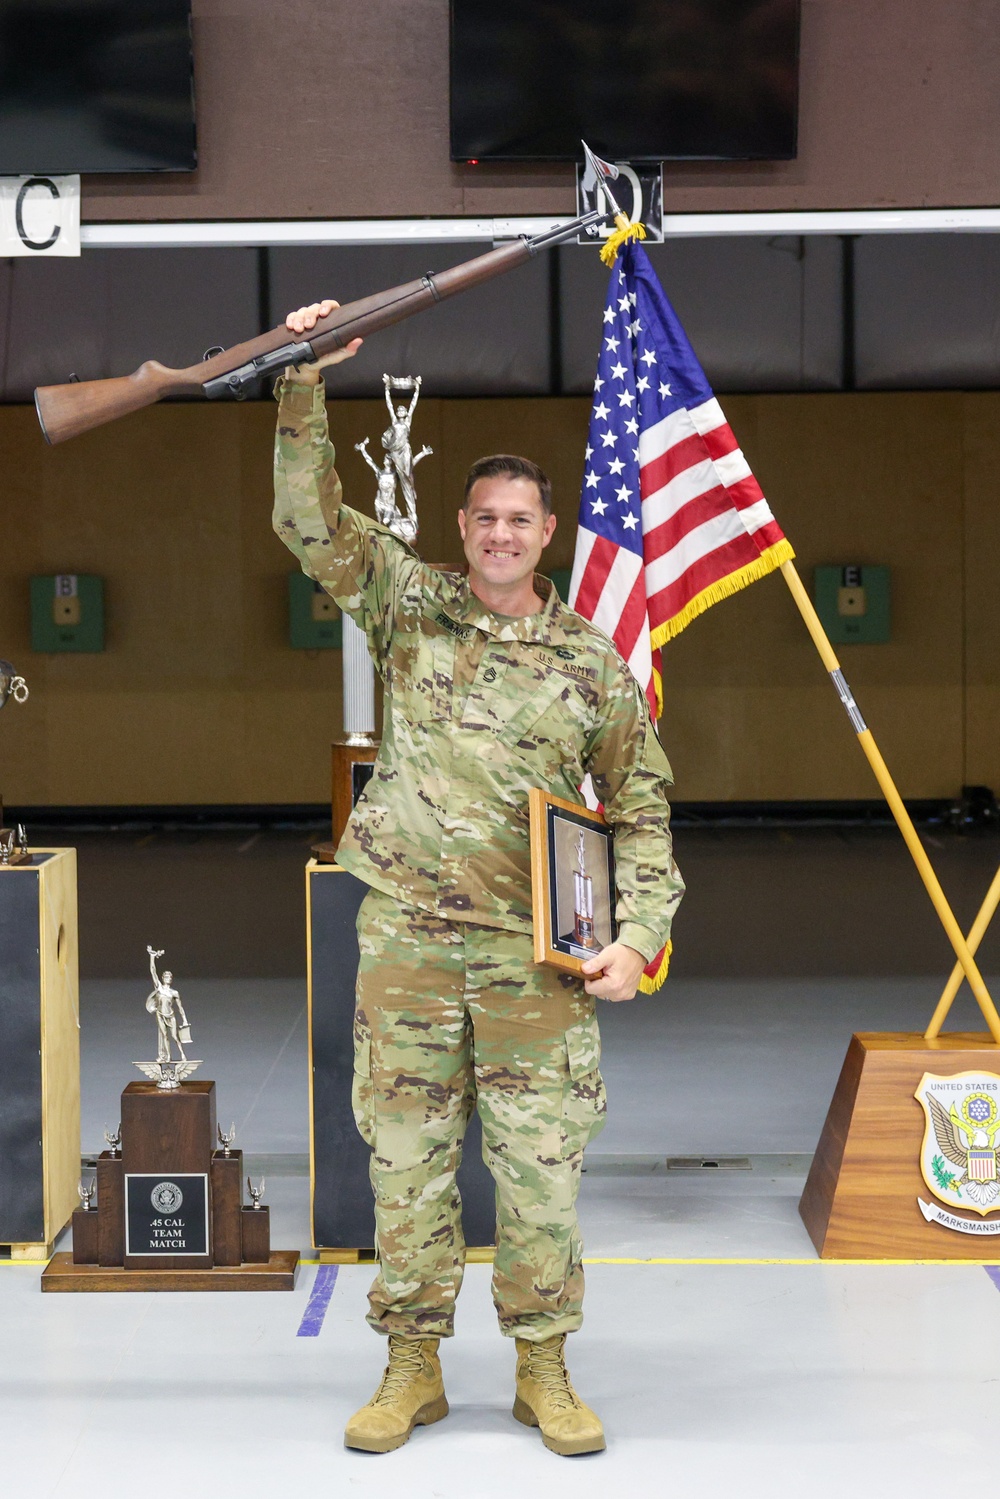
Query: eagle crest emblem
[{"left": 915, "top": 1071, "right": 1000, "bottom": 1216}]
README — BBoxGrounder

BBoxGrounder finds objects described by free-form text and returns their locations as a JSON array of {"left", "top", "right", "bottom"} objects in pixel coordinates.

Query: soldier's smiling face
[{"left": 458, "top": 477, "right": 556, "bottom": 596}]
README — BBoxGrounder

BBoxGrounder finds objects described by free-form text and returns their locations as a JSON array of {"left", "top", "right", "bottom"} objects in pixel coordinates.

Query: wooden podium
[
  {"left": 0, "top": 849, "right": 79, "bottom": 1258},
  {"left": 800, "top": 1032, "right": 1000, "bottom": 1259},
  {"left": 43, "top": 1079, "right": 298, "bottom": 1290}
]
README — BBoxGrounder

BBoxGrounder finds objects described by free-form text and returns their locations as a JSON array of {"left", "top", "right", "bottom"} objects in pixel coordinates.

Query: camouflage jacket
[{"left": 273, "top": 379, "right": 683, "bottom": 961}]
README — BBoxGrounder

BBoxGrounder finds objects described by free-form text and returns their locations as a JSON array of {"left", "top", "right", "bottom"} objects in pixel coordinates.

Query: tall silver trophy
[
  {"left": 134, "top": 946, "right": 201, "bottom": 1089},
  {"left": 341, "top": 375, "right": 432, "bottom": 745}
]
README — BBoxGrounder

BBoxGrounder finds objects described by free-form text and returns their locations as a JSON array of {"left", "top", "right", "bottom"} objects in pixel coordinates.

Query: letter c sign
[
  {"left": 0, "top": 174, "right": 80, "bottom": 256},
  {"left": 16, "top": 177, "right": 61, "bottom": 250}
]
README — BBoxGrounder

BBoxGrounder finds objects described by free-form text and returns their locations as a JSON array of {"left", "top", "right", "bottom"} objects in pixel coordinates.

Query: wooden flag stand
[{"left": 777, "top": 561, "right": 1000, "bottom": 1258}]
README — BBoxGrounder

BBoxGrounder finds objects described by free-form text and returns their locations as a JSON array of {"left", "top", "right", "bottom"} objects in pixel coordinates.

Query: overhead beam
[{"left": 79, "top": 206, "right": 1000, "bottom": 251}]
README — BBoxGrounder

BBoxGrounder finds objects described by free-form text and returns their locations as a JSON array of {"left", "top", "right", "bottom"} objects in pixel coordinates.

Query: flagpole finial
[{"left": 580, "top": 140, "right": 646, "bottom": 266}]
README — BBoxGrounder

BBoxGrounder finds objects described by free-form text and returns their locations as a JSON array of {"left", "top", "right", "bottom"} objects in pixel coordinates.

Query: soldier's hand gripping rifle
[{"left": 34, "top": 144, "right": 631, "bottom": 446}]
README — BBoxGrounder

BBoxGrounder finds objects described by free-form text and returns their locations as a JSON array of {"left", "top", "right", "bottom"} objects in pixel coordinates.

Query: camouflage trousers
[{"left": 353, "top": 887, "right": 607, "bottom": 1342}]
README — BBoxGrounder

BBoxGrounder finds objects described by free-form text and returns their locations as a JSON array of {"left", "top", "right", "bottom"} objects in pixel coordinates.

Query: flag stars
[
  {"left": 615, "top": 484, "right": 632, "bottom": 503},
  {"left": 635, "top": 376, "right": 650, "bottom": 393},
  {"left": 608, "top": 456, "right": 625, "bottom": 475},
  {"left": 585, "top": 443, "right": 593, "bottom": 460},
  {"left": 593, "top": 401, "right": 610, "bottom": 421},
  {"left": 600, "top": 431, "right": 618, "bottom": 448},
  {"left": 622, "top": 513, "right": 639, "bottom": 531},
  {"left": 593, "top": 375, "right": 604, "bottom": 392},
  {"left": 630, "top": 319, "right": 642, "bottom": 336},
  {"left": 618, "top": 295, "right": 631, "bottom": 312},
  {"left": 591, "top": 498, "right": 609, "bottom": 516},
  {"left": 618, "top": 390, "right": 634, "bottom": 407},
  {"left": 659, "top": 382, "right": 673, "bottom": 398},
  {"left": 629, "top": 292, "right": 637, "bottom": 306},
  {"left": 625, "top": 417, "right": 639, "bottom": 435},
  {"left": 609, "top": 361, "right": 627, "bottom": 380},
  {"left": 585, "top": 471, "right": 599, "bottom": 488},
  {"left": 604, "top": 335, "right": 619, "bottom": 352},
  {"left": 603, "top": 307, "right": 615, "bottom": 325},
  {"left": 639, "top": 348, "right": 657, "bottom": 366}
]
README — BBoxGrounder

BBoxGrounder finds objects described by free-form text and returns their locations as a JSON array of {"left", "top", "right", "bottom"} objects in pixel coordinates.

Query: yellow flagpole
[
  {"left": 924, "top": 862, "right": 1000, "bottom": 1038},
  {"left": 779, "top": 560, "right": 1000, "bottom": 1044}
]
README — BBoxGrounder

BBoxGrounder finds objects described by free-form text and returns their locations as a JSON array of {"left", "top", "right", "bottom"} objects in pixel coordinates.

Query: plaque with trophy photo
[
  {"left": 42, "top": 947, "right": 299, "bottom": 1291},
  {"left": 528, "top": 789, "right": 617, "bottom": 974}
]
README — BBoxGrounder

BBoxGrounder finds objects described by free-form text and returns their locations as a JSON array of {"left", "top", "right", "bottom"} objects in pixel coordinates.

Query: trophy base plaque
[{"left": 42, "top": 1079, "right": 299, "bottom": 1292}]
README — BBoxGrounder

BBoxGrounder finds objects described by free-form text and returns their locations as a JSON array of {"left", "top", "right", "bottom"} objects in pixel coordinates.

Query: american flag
[{"left": 569, "top": 240, "right": 794, "bottom": 719}]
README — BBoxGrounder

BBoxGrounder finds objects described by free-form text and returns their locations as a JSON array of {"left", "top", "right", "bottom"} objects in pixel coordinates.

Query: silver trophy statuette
[
  {"left": 134, "top": 946, "right": 201, "bottom": 1089},
  {"left": 77, "top": 1177, "right": 96, "bottom": 1211},
  {"left": 247, "top": 1176, "right": 266, "bottom": 1210},
  {"left": 218, "top": 1123, "right": 236, "bottom": 1157},
  {"left": 104, "top": 1123, "right": 121, "bottom": 1157},
  {"left": 354, "top": 374, "right": 432, "bottom": 545},
  {"left": 0, "top": 830, "right": 13, "bottom": 865},
  {"left": 572, "top": 829, "right": 598, "bottom": 951}
]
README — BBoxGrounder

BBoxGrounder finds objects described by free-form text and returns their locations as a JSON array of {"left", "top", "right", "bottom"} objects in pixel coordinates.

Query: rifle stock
[{"left": 34, "top": 210, "right": 607, "bottom": 445}]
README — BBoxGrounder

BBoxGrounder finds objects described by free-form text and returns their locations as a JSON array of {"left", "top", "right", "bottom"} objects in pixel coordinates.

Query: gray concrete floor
[{"left": 11, "top": 823, "right": 1000, "bottom": 1495}]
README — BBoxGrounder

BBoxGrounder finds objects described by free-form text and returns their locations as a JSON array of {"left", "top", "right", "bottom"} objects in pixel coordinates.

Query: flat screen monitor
[
  {"left": 0, "top": 0, "right": 195, "bottom": 173},
  {"left": 450, "top": 0, "right": 799, "bottom": 162}
]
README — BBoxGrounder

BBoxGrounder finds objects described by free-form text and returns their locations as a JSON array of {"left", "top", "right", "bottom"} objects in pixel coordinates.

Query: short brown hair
[{"left": 463, "top": 454, "right": 552, "bottom": 515}]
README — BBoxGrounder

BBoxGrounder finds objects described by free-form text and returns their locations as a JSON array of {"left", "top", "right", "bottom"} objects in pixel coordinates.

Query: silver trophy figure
[
  {"left": 354, "top": 374, "right": 432, "bottom": 545},
  {"left": 247, "top": 1176, "right": 266, "bottom": 1210},
  {"left": 572, "top": 829, "right": 598, "bottom": 951},
  {"left": 218, "top": 1123, "right": 236, "bottom": 1157},
  {"left": 77, "top": 1177, "right": 96, "bottom": 1211},
  {"left": 134, "top": 946, "right": 201, "bottom": 1089},
  {"left": 104, "top": 1123, "right": 121, "bottom": 1158}
]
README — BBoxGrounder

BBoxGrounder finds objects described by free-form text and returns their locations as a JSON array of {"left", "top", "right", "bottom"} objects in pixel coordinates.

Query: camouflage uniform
[{"left": 273, "top": 379, "right": 684, "bottom": 1339}]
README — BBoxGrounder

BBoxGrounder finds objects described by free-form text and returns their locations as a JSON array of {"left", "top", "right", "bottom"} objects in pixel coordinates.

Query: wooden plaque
[{"left": 800, "top": 1031, "right": 1000, "bottom": 1258}]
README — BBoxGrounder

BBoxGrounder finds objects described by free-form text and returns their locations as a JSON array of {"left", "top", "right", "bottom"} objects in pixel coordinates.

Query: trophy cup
[{"left": 43, "top": 945, "right": 298, "bottom": 1291}]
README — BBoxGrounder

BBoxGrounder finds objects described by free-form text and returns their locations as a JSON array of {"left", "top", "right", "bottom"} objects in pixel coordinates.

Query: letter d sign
[{"left": 0, "top": 175, "right": 80, "bottom": 256}]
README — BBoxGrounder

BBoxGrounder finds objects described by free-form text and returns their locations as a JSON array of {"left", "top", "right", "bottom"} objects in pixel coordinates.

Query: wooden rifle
[{"left": 34, "top": 204, "right": 616, "bottom": 445}]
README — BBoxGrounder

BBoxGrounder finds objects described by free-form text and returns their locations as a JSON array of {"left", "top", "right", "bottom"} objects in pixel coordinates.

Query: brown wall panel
[
  {"left": 75, "top": 1, "right": 1000, "bottom": 224},
  {"left": 0, "top": 391, "right": 993, "bottom": 807}
]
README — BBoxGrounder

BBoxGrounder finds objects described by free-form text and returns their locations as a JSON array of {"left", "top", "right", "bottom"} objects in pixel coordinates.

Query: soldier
[{"left": 273, "top": 301, "right": 684, "bottom": 1457}]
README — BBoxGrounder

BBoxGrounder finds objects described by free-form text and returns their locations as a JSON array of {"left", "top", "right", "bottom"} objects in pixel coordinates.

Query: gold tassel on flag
[{"left": 600, "top": 217, "right": 647, "bottom": 267}]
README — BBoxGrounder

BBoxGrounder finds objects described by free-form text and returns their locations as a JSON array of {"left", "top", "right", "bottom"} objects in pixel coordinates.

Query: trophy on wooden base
[
  {"left": 42, "top": 948, "right": 298, "bottom": 1291},
  {"left": 313, "top": 374, "right": 432, "bottom": 859}
]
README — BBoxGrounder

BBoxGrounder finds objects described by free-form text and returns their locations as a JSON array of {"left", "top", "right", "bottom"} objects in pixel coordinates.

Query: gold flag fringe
[
  {"left": 649, "top": 538, "right": 795, "bottom": 652},
  {"left": 638, "top": 940, "right": 672, "bottom": 994},
  {"left": 600, "top": 219, "right": 647, "bottom": 267}
]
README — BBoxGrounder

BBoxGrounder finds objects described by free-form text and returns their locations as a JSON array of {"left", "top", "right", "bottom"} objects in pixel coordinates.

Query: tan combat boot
[
  {"left": 513, "top": 1335, "right": 606, "bottom": 1455},
  {"left": 344, "top": 1335, "right": 449, "bottom": 1453}
]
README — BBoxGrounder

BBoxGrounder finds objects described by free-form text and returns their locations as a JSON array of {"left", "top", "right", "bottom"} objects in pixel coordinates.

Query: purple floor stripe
[
  {"left": 984, "top": 1266, "right": 1000, "bottom": 1292},
  {"left": 297, "top": 1264, "right": 339, "bottom": 1337}
]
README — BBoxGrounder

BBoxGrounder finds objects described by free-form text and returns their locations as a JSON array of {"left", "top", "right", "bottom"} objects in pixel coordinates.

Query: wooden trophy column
[{"left": 43, "top": 1079, "right": 297, "bottom": 1291}]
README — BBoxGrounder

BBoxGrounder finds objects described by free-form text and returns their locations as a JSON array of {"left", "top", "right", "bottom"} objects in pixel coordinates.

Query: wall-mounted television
[
  {"left": 0, "top": 0, "right": 195, "bottom": 173},
  {"left": 450, "top": 0, "right": 799, "bottom": 163}
]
